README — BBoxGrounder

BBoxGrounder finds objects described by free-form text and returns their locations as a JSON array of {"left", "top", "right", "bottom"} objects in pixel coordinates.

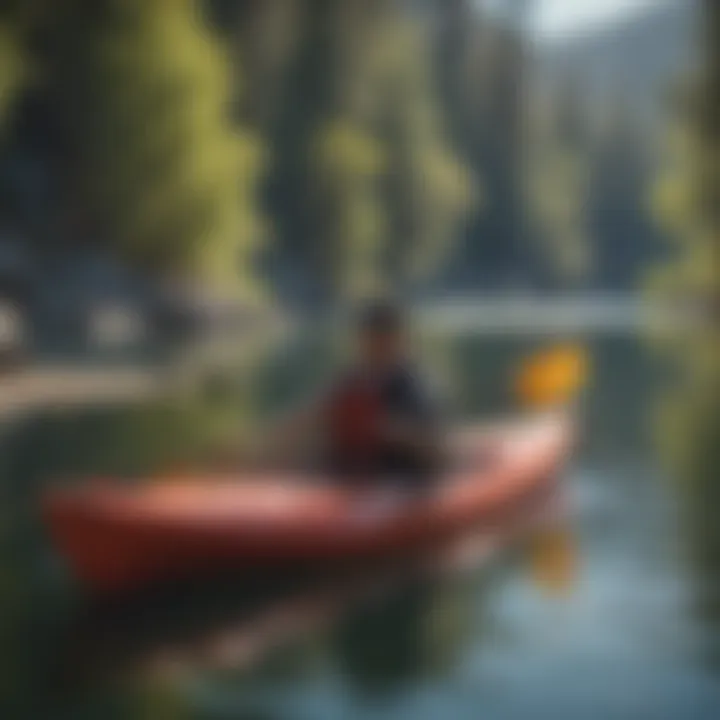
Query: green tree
[
  {"left": 435, "top": 0, "right": 531, "bottom": 287},
  {"left": 588, "top": 97, "right": 663, "bottom": 290},
  {"left": 650, "top": 0, "right": 720, "bottom": 624},
  {"left": 45, "top": 0, "right": 266, "bottom": 297},
  {"left": 208, "top": 0, "right": 301, "bottom": 132},
  {"left": 649, "top": 0, "right": 719, "bottom": 306},
  {"left": 377, "top": 17, "right": 474, "bottom": 292},
  {"left": 245, "top": 0, "right": 384, "bottom": 305},
  {"left": 256, "top": 0, "right": 472, "bottom": 305},
  {"left": 527, "top": 80, "right": 593, "bottom": 288}
]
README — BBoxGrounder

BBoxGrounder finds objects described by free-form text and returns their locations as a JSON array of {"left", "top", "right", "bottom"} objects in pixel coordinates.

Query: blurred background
[{"left": 0, "top": 0, "right": 718, "bottom": 718}]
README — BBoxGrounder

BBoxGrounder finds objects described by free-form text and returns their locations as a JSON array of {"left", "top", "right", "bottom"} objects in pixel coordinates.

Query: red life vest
[{"left": 325, "top": 376, "right": 384, "bottom": 464}]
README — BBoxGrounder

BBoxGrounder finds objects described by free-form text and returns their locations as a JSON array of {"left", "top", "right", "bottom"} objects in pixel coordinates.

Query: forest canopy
[{"left": 0, "top": 0, "right": 683, "bottom": 307}]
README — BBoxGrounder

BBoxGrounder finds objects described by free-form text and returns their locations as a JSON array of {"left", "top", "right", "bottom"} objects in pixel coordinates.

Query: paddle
[
  {"left": 513, "top": 343, "right": 589, "bottom": 411},
  {"left": 513, "top": 343, "right": 589, "bottom": 595}
]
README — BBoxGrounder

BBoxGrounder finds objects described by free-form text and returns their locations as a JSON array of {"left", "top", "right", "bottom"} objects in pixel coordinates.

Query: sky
[{"left": 532, "top": 0, "right": 669, "bottom": 39}]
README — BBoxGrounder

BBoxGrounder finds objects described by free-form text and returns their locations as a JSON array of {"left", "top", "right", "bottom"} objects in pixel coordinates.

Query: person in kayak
[{"left": 275, "top": 300, "right": 443, "bottom": 487}]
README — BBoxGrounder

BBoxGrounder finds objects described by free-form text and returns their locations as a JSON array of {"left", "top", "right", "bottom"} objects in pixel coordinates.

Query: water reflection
[
  {"left": 654, "top": 333, "right": 720, "bottom": 640},
  {"left": 333, "top": 575, "right": 482, "bottom": 696},
  {"left": 1, "top": 331, "right": 719, "bottom": 719}
]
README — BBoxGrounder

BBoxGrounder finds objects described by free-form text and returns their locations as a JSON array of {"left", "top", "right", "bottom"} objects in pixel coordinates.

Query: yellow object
[
  {"left": 529, "top": 525, "right": 578, "bottom": 595},
  {"left": 514, "top": 344, "right": 590, "bottom": 408}
]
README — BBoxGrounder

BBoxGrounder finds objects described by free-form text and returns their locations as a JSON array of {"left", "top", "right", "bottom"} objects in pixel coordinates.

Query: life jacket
[{"left": 325, "top": 373, "right": 385, "bottom": 467}]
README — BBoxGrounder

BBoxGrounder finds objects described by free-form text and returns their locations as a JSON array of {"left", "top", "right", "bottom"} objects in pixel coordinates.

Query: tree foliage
[
  {"left": 241, "top": 0, "right": 474, "bottom": 305},
  {"left": 435, "top": 1, "right": 528, "bottom": 287},
  {"left": 649, "top": 0, "right": 720, "bottom": 305},
  {"left": 0, "top": 0, "right": 674, "bottom": 304},
  {"left": 377, "top": 18, "right": 474, "bottom": 291},
  {"left": 45, "top": 0, "right": 266, "bottom": 297},
  {"left": 650, "top": 0, "right": 720, "bottom": 621},
  {"left": 526, "top": 82, "right": 592, "bottom": 288}
]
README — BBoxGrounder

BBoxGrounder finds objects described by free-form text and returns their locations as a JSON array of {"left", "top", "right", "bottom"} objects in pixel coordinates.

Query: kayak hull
[{"left": 42, "top": 416, "right": 573, "bottom": 596}]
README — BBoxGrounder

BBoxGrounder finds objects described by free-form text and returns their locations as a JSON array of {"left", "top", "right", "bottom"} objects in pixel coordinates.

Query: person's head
[{"left": 356, "top": 300, "right": 408, "bottom": 369}]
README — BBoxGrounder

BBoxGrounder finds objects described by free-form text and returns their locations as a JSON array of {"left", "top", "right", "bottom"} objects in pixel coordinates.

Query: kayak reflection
[
  {"left": 58, "top": 491, "right": 556, "bottom": 694},
  {"left": 332, "top": 574, "right": 483, "bottom": 696}
]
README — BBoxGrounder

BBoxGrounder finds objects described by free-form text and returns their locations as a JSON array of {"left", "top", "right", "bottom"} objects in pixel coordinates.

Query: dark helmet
[{"left": 357, "top": 298, "right": 406, "bottom": 334}]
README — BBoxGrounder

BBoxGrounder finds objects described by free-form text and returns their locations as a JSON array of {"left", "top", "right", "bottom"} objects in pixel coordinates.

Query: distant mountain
[{"left": 537, "top": 1, "right": 697, "bottom": 121}]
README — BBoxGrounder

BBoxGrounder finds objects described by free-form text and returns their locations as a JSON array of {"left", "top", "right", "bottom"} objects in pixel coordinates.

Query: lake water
[{"left": 1, "top": 330, "right": 719, "bottom": 719}]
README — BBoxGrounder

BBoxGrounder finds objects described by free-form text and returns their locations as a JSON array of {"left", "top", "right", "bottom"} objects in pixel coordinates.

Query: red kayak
[{"left": 42, "top": 415, "right": 573, "bottom": 596}]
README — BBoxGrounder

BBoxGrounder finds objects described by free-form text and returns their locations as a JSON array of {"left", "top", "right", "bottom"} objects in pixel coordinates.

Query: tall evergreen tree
[
  {"left": 207, "top": 0, "right": 301, "bottom": 132},
  {"left": 527, "top": 79, "right": 592, "bottom": 289},
  {"left": 260, "top": 0, "right": 472, "bottom": 305},
  {"left": 44, "top": 0, "right": 266, "bottom": 297},
  {"left": 265, "top": 0, "right": 388, "bottom": 304},
  {"left": 588, "top": 97, "right": 663, "bottom": 290},
  {"left": 650, "top": 0, "right": 719, "bottom": 306},
  {"left": 434, "top": 0, "right": 531, "bottom": 288},
  {"left": 378, "top": 17, "right": 473, "bottom": 291},
  {"left": 650, "top": 0, "right": 720, "bottom": 624}
]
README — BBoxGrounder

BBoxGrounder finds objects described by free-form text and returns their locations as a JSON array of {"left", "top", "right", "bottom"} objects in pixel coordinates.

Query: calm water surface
[{"left": 1, "top": 331, "right": 719, "bottom": 719}]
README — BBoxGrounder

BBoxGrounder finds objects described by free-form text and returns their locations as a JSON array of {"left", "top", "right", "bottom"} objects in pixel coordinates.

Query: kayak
[{"left": 42, "top": 415, "right": 572, "bottom": 596}]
